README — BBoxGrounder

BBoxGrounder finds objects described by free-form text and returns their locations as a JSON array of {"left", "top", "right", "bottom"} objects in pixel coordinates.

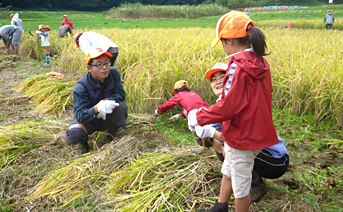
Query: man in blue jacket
[{"left": 65, "top": 47, "right": 127, "bottom": 154}]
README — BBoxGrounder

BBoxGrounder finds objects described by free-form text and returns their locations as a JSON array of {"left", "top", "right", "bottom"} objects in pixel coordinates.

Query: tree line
[{"left": 1, "top": 0, "right": 340, "bottom": 11}]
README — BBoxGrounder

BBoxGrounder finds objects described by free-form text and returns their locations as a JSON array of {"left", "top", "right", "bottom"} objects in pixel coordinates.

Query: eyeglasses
[
  {"left": 210, "top": 74, "right": 225, "bottom": 83},
  {"left": 91, "top": 62, "right": 111, "bottom": 69}
]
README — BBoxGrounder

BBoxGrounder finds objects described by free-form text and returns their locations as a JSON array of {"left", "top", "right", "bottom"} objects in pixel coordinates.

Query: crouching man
[{"left": 65, "top": 47, "right": 127, "bottom": 154}]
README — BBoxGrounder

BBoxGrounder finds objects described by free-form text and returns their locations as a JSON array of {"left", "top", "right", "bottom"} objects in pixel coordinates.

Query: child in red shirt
[{"left": 155, "top": 80, "right": 209, "bottom": 121}]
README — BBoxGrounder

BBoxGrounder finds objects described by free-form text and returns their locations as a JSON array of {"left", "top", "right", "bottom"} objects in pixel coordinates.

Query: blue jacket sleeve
[{"left": 73, "top": 83, "right": 98, "bottom": 123}]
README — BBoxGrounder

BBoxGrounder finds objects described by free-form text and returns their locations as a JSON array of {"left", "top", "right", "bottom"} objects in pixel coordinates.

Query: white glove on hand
[
  {"left": 154, "top": 109, "right": 159, "bottom": 116},
  {"left": 195, "top": 125, "right": 216, "bottom": 138},
  {"left": 169, "top": 114, "right": 181, "bottom": 121},
  {"left": 187, "top": 109, "right": 199, "bottom": 132},
  {"left": 97, "top": 111, "right": 106, "bottom": 120},
  {"left": 96, "top": 100, "right": 119, "bottom": 114}
]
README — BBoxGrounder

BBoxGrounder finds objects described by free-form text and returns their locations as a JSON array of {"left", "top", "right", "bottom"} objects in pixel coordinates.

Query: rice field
[
  {"left": 1, "top": 15, "right": 342, "bottom": 211},
  {"left": 19, "top": 26, "right": 343, "bottom": 127}
]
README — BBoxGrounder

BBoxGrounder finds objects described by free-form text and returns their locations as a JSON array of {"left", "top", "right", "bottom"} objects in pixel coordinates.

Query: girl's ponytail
[{"left": 247, "top": 24, "right": 270, "bottom": 56}]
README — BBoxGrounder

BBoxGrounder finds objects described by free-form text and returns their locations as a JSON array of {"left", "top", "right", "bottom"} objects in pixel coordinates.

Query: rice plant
[
  {"left": 0, "top": 121, "right": 63, "bottom": 167},
  {"left": 18, "top": 27, "right": 343, "bottom": 128},
  {"left": 13, "top": 75, "right": 75, "bottom": 117},
  {"left": 28, "top": 136, "right": 137, "bottom": 207},
  {"left": 106, "top": 3, "right": 228, "bottom": 19},
  {"left": 103, "top": 150, "right": 220, "bottom": 211}
]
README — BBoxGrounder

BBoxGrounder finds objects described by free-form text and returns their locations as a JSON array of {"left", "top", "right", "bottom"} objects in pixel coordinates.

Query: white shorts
[{"left": 221, "top": 142, "right": 261, "bottom": 198}]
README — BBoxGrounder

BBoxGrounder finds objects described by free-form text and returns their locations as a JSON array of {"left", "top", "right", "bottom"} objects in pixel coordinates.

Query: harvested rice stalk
[
  {"left": 28, "top": 136, "right": 137, "bottom": 207},
  {"left": 103, "top": 149, "right": 220, "bottom": 211},
  {"left": 13, "top": 75, "right": 75, "bottom": 117},
  {"left": 0, "top": 121, "right": 64, "bottom": 167}
]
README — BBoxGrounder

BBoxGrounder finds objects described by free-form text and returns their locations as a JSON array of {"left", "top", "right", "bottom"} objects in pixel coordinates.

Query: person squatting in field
[
  {"left": 154, "top": 80, "right": 209, "bottom": 121},
  {"left": 195, "top": 62, "right": 289, "bottom": 203},
  {"left": 188, "top": 11, "right": 280, "bottom": 212},
  {"left": 0, "top": 25, "right": 23, "bottom": 55},
  {"left": 36, "top": 24, "right": 51, "bottom": 66},
  {"left": 73, "top": 31, "right": 119, "bottom": 67},
  {"left": 65, "top": 47, "right": 127, "bottom": 154}
]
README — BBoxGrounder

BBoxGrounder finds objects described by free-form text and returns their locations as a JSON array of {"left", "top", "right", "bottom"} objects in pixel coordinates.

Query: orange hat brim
[
  {"left": 85, "top": 51, "right": 112, "bottom": 65},
  {"left": 205, "top": 68, "right": 226, "bottom": 80},
  {"left": 211, "top": 37, "right": 221, "bottom": 48}
]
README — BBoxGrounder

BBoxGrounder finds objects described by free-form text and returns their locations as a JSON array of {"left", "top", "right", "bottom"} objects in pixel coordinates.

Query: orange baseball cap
[
  {"left": 211, "top": 11, "right": 255, "bottom": 48},
  {"left": 205, "top": 63, "right": 228, "bottom": 80},
  {"left": 85, "top": 47, "right": 112, "bottom": 65},
  {"left": 73, "top": 32, "right": 83, "bottom": 48},
  {"left": 38, "top": 24, "right": 45, "bottom": 30},
  {"left": 172, "top": 80, "right": 189, "bottom": 93},
  {"left": 327, "top": 10, "right": 332, "bottom": 12},
  {"left": 10, "top": 13, "right": 14, "bottom": 19}
]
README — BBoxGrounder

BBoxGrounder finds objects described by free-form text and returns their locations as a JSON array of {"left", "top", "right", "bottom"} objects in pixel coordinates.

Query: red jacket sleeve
[
  {"left": 68, "top": 21, "right": 74, "bottom": 29},
  {"left": 197, "top": 68, "right": 248, "bottom": 125},
  {"left": 157, "top": 95, "right": 181, "bottom": 114}
]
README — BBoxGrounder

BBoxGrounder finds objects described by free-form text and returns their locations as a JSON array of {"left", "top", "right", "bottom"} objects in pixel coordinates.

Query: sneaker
[
  {"left": 77, "top": 140, "right": 89, "bottom": 154},
  {"left": 44, "top": 63, "right": 50, "bottom": 66}
]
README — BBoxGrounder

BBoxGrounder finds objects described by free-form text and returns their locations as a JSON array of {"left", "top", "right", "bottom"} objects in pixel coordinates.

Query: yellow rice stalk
[
  {"left": 103, "top": 149, "right": 220, "bottom": 211},
  {"left": 28, "top": 136, "right": 137, "bottom": 207},
  {"left": 20, "top": 27, "right": 343, "bottom": 127},
  {"left": 13, "top": 75, "right": 75, "bottom": 117},
  {"left": 0, "top": 121, "right": 64, "bottom": 167}
]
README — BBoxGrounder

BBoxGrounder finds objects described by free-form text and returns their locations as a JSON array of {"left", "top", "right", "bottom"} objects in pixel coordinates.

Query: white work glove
[
  {"left": 96, "top": 100, "right": 119, "bottom": 114},
  {"left": 187, "top": 109, "right": 199, "bottom": 133},
  {"left": 97, "top": 111, "right": 106, "bottom": 120},
  {"left": 195, "top": 125, "right": 216, "bottom": 138},
  {"left": 169, "top": 114, "right": 181, "bottom": 121},
  {"left": 154, "top": 109, "right": 159, "bottom": 116}
]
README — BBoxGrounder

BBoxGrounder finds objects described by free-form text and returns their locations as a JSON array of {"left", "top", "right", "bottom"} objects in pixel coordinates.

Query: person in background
[
  {"left": 324, "top": 10, "right": 335, "bottom": 29},
  {"left": 196, "top": 63, "right": 289, "bottom": 203},
  {"left": 188, "top": 11, "right": 279, "bottom": 212},
  {"left": 244, "top": 9, "right": 250, "bottom": 17},
  {"left": 73, "top": 32, "right": 119, "bottom": 66},
  {"left": 10, "top": 13, "right": 24, "bottom": 33},
  {"left": 61, "top": 14, "right": 74, "bottom": 30},
  {"left": 65, "top": 47, "right": 127, "bottom": 154},
  {"left": 155, "top": 80, "right": 209, "bottom": 122},
  {"left": 0, "top": 25, "right": 22, "bottom": 55},
  {"left": 285, "top": 23, "right": 292, "bottom": 29},
  {"left": 36, "top": 24, "right": 50, "bottom": 66},
  {"left": 58, "top": 25, "right": 73, "bottom": 38}
]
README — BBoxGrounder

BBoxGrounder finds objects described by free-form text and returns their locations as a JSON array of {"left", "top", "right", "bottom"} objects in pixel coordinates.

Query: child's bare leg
[
  {"left": 235, "top": 194, "right": 250, "bottom": 212},
  {"left": 218, "top": 175, "right": 232, "bottom": 203}
]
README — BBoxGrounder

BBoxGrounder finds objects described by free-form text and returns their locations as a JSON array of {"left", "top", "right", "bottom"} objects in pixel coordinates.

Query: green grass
[
  {"left": 1, "top": 4, "right": 343, "bottom": 32},
  {"left": 154, "top": 113, "right": 196, "bottom": 147}
]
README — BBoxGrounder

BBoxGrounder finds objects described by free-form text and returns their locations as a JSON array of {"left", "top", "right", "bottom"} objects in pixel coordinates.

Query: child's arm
[
  {"left": 40, "top": 32, "right": 48, "bottom": 37},
  {"left": 156, "top": 95, "right": 180, "bottom": 115}
]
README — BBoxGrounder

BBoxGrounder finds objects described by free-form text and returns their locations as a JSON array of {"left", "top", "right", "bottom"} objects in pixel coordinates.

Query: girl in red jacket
[
  {"left": 155, "top": 80, "right": 209, "bottom": 121},
  {"left": 189, "top": 11, "right": 279, "bottom": 212}
]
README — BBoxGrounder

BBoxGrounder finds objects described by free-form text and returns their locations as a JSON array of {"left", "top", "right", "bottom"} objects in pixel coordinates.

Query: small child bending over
[{"left": 155, "top": 80, "right": 209, "bottom": 121}]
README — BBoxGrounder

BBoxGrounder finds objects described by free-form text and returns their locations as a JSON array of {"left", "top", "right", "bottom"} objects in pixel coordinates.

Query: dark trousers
[
  {"left": 254, "top": 149, "right": 289, "bottom": 179},
  {"left": 65, "top": 102, "right": 128, "bottom": 144}
]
